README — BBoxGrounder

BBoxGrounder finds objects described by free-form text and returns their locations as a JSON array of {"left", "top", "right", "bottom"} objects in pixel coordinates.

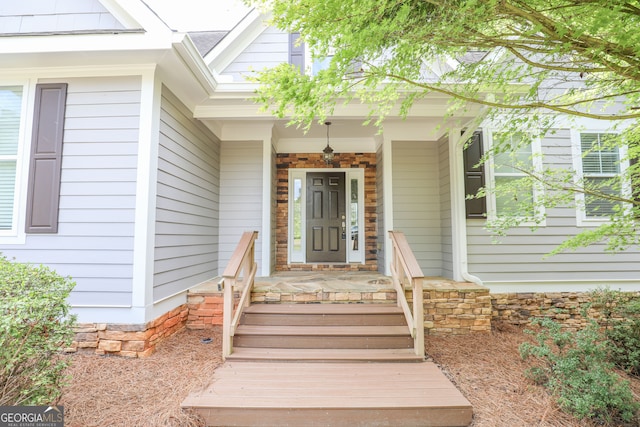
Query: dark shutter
[
  {"left": 25, "top": 83, "right": 67, "bottom": 233},
  {"left": 463, "top": 130, "right": 486, "bottom": 218},
  {"left": 631, "top": 155, "right": 640, "bottom": 217},
  {"left": 289, "top": 32, "right": 305, "bottom": 74}
]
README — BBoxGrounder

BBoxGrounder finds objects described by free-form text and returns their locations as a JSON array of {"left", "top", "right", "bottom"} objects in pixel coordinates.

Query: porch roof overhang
[{"left": 194, "top": 83, "right": 487, "bottom": 144}]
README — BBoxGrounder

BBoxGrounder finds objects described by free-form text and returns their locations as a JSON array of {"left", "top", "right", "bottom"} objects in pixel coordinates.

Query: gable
[
  {"left": 0, "top": 0, "right": 128, "bottom": 35},
  {"left": 220, "top": 26, "right": 287, "bottom": 81}
]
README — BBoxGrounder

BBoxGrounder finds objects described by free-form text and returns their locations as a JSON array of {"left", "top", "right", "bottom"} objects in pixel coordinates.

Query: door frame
[{"left": 288, "top": 168, "right": 365, "bottom": 264}]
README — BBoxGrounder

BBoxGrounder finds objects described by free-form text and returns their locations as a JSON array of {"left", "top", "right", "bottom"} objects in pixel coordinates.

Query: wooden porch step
[
  {"left": 181, "top": 361, "right": 473, "bottom": 427},
  {"left": 233, "top": 325, "right": 413, "bottom": 349},
  {"left": 241, "top": 303, "right": 407, "bottom": 326},
  {"left": 226, "top": 347, "right": 424, "bottom": 362}
]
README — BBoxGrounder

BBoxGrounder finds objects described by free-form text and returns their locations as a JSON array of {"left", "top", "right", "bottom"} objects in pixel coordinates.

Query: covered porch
[{"left": 182, "top": 232, "right": 482, "bottom": 426}]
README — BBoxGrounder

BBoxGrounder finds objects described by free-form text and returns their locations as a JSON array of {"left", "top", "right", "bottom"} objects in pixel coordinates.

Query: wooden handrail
[
  {"left": 388, "top": 231, "right": 425, "bottom": 358},
  {"left": 222, "top": 231, "right": 259, "bottom": 360}
]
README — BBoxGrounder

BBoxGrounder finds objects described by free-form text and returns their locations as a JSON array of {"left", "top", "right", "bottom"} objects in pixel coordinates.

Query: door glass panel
[
  {"left": 293, "top": 178, "right": 302, "bottom": 253},
  {"left": 350, "top": 179, "right": 358, "bottom": 251}
]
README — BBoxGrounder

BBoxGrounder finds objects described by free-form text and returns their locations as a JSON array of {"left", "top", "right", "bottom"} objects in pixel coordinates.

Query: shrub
[
  {"left": 591, "top": 287, "right": 640, "bottom": 376},
  {"left": 520, "top": 317, "right": 639, "bottom": 424},
  {"left": 0, "top": 255, "right": 76, "bottom": 406}
]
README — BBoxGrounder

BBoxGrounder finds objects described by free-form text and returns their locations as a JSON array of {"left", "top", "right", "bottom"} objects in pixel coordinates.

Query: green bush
[
  {"left": 591, "top": 287, "right": 640, "bottom": 375},
  {"left": 520, "top": 317, "right": 639, "bottom": 424},
  {"left": 0, "top": 255, "right": 76, "bottom": 406}
]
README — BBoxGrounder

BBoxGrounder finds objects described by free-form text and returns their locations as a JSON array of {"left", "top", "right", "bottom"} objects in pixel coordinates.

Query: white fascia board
[
  {"left": 0, "top": 32, "right": 175, "bottom": 55},
  {"left": 171, "top": 33, "right": 218, "bottom": 94},
  {"left": 100, "top": 0, "right": 144, "bottom": 29},
  {"left": 195, "top": 97, "right": 481, "bottom": 121},
  {"left": 102, "top": 0, "right": 172, "bottom": 34},
  {"left": 210, "top": 82, "right": 260, "bottom": 95},
  {"left": 204, "top": 9, "right": 270, "bottom": 73},
  {"left": 0, "top": 64, "right": 157, "bottom": 80}
]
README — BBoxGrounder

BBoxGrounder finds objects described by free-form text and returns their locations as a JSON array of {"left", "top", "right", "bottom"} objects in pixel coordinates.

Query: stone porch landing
[{"left": 187, "top": 272, "right": 492, "bottom": 335}]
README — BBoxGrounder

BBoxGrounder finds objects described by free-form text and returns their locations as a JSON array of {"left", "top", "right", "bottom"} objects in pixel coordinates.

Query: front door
[{"left": 306, "top": 172, "right": 346, "bottom": 262}]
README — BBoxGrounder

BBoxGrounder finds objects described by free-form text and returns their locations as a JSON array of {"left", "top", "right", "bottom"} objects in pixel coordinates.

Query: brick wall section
[
  {"left": 68, "top": 305, "right": 188, "bottom": 358},
  {"left": 276, "top": 152, "right": 378, "bottom": 271}
]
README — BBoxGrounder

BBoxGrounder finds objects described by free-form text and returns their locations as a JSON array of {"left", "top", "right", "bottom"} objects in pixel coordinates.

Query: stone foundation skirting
[
  {"left": 492, "top": 291, "right": 640, "bottom": 330},
  {"left": 74, "top": 290, "right": 639, "bottom": 357},
  {"left": 422, "top": 288, "right": 493, "bottom": 335},
  {"left": 68, "top": 305, "right": 188, "bottom": 358},
  {"left": 185, "top": 287, "right": 494, "bottom": 335}
]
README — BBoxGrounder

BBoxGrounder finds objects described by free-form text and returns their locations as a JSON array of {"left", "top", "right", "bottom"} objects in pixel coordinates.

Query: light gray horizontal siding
[
  {"left": 0, "top": 0, "right": 125, "bottom": 34},
  {"left": 221, "top": 27, "right": 289, "bottom": 82},
  {"left": 392, "top": 141, "right": 442, "bottom": 276},
  {"left": 0, "top": 75, "right": 141, "bottom": 308},
  {"left": 467, "top": 129, "right": 640, "bottom": 283},
  {"left": 153, "top": 87, "right": 220, "bottom": 302},
  {"left": 218, "top": 141, "right": 263, "bottom": 271}
]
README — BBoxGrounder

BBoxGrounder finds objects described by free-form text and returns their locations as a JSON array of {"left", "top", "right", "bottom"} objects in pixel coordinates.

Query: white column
[
  {"left": 448, "top": 129, "right": 466, "bottom": 282},
  {"left": 132, "top": 66, "right": 161, "bottom": 323}
]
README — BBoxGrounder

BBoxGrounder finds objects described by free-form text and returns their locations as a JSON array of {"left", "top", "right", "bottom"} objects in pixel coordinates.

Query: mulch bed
[
  {"left": 60, "top": 328, "right": 223, "bottom": 427},
  {"left": 60, "top": 324, "right": 640, "bottom": 426}
]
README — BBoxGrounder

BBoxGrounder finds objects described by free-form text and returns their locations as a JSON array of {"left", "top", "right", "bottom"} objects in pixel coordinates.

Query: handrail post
[
  {"left": 221, "top": 231, "right": 259, "bottom": 361},
  {"left": 413, "top": 277, "right": 425, "bottom": 357},
  {"left": 222, "top": 277, "right": 234, "bottom": 359},
  {"left": 388, "top": 230, "right": 425, "bottom": 358}
]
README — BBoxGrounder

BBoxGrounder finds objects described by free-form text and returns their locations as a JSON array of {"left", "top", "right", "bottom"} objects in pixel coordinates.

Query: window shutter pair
[
  {"left": 25, "top": 83, "right": 67, "bottom": 233},
  {"left": 463, "top": 131, "right": 486, "bottom": 218}
]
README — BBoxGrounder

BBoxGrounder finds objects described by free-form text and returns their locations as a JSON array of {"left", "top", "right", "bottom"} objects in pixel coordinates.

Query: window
[
  {"left": 579, "top": 133, "right": 621, "bottom": 218},
  {"left": 289, "top": 36, "right": 362, "bottom": 77},
  {"left": 0, "top": 86, "right": 25, "bottom": 233},
  {"left": 311, "top": 47, "right": 335, "bottom": 76},
  {"left": 488, "top": 132, "right": 540, "bottom": 220}
]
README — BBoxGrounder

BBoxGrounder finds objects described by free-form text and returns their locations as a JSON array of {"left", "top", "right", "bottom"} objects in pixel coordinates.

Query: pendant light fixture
[{"left": 323, "top": 121, "right": 334, "bottom": 164}]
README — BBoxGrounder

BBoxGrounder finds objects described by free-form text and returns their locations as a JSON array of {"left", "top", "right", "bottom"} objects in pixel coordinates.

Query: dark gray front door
[{"left": 306, "top": 172, "right": 346, "bottom": 263}]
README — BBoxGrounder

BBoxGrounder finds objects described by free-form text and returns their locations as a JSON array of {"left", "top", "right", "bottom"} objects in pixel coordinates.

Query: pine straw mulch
[
  {"left": 59, "top": 328, "right": 223, "bottom": 427},
  {"left": 59, "top": 324, "right": 640, "bottom": 427},
  {"left": 426, "top": 322, "right": 640, "bottom": 427}
]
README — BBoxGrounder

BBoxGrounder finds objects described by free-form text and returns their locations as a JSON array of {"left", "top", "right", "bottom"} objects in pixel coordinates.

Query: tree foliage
[{"left": 248, "top": 0, "right": 640, "bottom": 252}]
